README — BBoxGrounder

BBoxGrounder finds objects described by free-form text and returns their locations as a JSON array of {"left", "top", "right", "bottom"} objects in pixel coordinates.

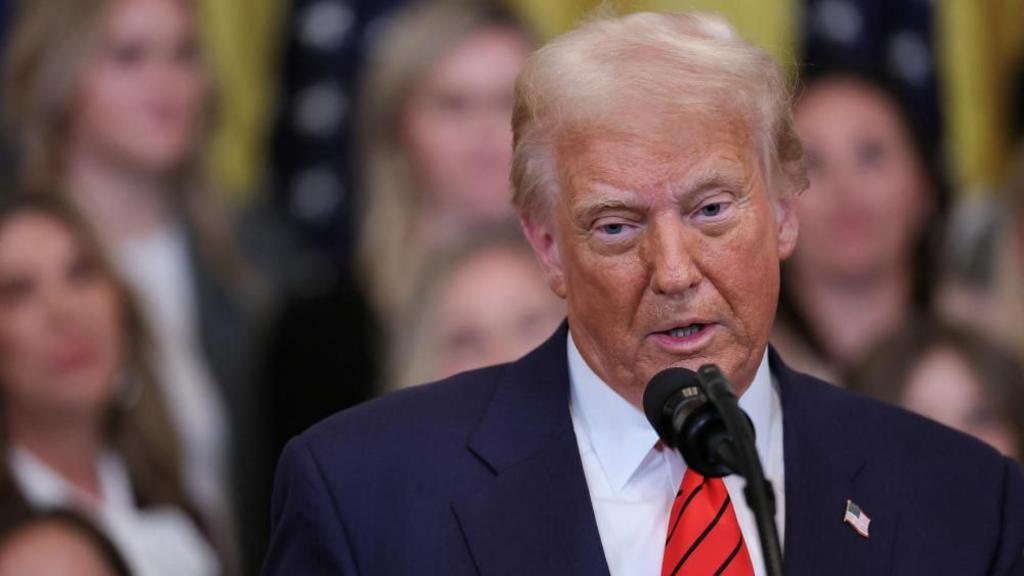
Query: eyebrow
[
  {"left": 669, "top": 161, "right": 751, "bottom": 199},
  {"left": 571, "top": 196, "right": 644, "bottom": 225}
]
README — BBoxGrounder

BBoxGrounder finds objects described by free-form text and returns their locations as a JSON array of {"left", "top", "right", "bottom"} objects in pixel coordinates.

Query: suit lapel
[
  {"left": 773, "top": 350, "right": 899, "bottom": 576},
  {"left": 452, "top": 323, "right": 610, "bottom": 576}
]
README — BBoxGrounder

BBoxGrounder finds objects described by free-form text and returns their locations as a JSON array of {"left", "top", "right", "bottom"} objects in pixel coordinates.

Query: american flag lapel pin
[{"left": 844, "top": 499, "right": 871, "bottom": 538}]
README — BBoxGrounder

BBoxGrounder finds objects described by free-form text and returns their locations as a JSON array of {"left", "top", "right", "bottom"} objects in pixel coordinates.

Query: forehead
[
  {"left": 556, "top": 114, "right": 759, "bottom": 198},
  {"left": 0, "top": 213, "right": 76, "bottom": 269},
  {"left": 105, "top": 0, "right": 194, "bottom": 40},
  {"left": 795, "top": 80, "right": 909, "bottom": 142}
]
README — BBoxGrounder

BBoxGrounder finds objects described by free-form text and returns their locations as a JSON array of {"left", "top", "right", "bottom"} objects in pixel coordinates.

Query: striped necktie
[{"left": 661, "top": 469, "right": 754, "bottom": 576}]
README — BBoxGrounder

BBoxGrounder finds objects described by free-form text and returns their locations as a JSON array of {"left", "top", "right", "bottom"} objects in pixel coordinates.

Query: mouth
[{"left": 649, "top": 322, "right": 716, "bottom": 352}]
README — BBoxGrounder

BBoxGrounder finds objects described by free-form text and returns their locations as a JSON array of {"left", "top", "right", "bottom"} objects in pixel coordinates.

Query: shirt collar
[
  {"left": 568, "top": 330, "right": 774, "bottom": 492},
  {"left": 8, "top": 446, "right": 134, "bottom": 510}
]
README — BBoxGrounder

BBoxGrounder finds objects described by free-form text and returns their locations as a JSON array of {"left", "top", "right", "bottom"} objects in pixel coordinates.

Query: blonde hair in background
[
  {"left": 511, "top": 10, "right": 808, "bottom": 219},
  {"left": 3, "top": 0, "right": 256, "bottom": 297},
  {"left": 356, "top": 0, "right": 532, "bottom": 323},
  {"left": 3, "top": 0, "right": 111, "bottom": 194},
  {"left": 389, "top": 221, "right": 538, "bottom": 391}
]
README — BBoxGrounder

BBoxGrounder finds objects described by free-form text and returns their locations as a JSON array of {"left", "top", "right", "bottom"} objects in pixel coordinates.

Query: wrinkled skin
[{"left": 522, "top": 118, "right": 798, "bottom": 407}]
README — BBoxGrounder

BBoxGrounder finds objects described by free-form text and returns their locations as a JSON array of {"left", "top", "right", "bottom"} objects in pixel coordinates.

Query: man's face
[{"left": 522, "top": 116, "right": 798, "bottom": 407}]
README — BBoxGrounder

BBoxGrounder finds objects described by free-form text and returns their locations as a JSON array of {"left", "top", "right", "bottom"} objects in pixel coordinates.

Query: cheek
[
  {"left": 0, "top": 309, "right": 51, "bottom": 398},
  {"left": 705, "top": 211, "right": 782, "bottom": 340},
  {"left": 79, "top": 65, "right": 140, "bottom": 119},
  {"left": 72, "top": 76, "right": 145, "bottom": 155},
  {"left": 405, "top": 115, "right": 460, "bottom": 185},
  {"left": 91, "top": 291, "right": 125, "bottom": 373}
]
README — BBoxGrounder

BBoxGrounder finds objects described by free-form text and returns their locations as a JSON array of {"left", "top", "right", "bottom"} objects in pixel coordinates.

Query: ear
[
  {"left": 520, "top": 212, "right": 568, "bottom": 298},
  {"left": 775, "top": 194, "right": 800, "bottom": 261}
]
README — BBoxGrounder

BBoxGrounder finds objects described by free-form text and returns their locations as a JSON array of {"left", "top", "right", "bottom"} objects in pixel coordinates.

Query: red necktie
[{"left": 661, "top": 469, "right": 754, "bottom": 576}]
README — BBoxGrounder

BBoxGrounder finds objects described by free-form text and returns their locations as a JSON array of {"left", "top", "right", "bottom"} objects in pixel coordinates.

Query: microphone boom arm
[{"left": 697, "top": 365, "right": 785, "bottom": 576}]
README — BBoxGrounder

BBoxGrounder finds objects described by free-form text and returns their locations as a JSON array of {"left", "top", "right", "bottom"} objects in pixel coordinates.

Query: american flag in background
[
  {"left": 802, "top": 0, "right": 942, "bottom": 158},
  {"left": 270, "top": 0, "right": 412, "bottom": 270}
]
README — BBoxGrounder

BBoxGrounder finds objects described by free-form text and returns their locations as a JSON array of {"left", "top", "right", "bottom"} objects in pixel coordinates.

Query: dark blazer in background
[{"left": 263, "top": 323, "right": 1024, "bottom": 575}]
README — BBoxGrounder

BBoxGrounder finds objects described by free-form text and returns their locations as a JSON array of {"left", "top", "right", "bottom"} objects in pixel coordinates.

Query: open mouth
[
  {"left": 651, "top": 323, "right": 715, "bottom": 350},
  {"left": 664, "top": 324, "right": 707, "bottom": 338}
]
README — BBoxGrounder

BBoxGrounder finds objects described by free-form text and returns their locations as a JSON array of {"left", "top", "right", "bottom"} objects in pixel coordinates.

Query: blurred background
[{"left": 0, "top": 0, "right": 1020, "bottom": 574}]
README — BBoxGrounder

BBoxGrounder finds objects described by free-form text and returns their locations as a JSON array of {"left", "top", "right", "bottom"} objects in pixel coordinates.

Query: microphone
[
  {"left": 642, "top": 367, "right": 742, "bottom": 477},
  {"left": 643, "top": 364, "right": 784, "bottom": 576}
]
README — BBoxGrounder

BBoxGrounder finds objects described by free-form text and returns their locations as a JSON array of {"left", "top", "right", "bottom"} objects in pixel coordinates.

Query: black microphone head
[{"left": 643, "top": 367, "right": 701, "bottom": 446}]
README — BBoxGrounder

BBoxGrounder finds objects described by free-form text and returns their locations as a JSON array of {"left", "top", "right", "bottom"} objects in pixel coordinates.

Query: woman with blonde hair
[
  {"left": 357, "top": 0, "right": 534, "bottom": 324},
  {"left": 390, "top": 223, "right": 564, "bottom": 391},
  {"left": 0, "top": 194, "right": 219, "bottom": 574},
  {"left": 4, "top": 0, "right": 260, "bottom": 568}
]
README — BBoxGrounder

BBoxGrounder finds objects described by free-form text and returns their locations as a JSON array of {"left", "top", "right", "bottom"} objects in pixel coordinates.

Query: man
[{"left": 264, "top": 12, "right": 1024, "bottom": 576}]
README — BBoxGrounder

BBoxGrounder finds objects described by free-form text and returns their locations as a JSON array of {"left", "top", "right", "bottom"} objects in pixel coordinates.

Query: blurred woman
[
  {"left": 357, "top": 0, "right": 534, "bottom": 324},
  {"left": 391, "top": 224, "right": 564, "bottom": 390},
  {"left": 4, "top": 0, "right": 258, "bottom": 562},
  {"left": 773, "top": 71, "right": 946, "bottom": 383},
  {"left": 0, "top": 195, "right": 219, "bottom": 574},
  {"left": 847, "top": 320, "right": 1024, "bottom": 461}
]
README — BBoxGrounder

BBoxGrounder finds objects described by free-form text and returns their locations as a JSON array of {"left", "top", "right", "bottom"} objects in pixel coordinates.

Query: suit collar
[
  {"left": 466, "top": 321, "right": 576, "bottom": 472},
  {"left": 458, "top": 333, "right": 900, "bottom": 576},
  {"left": 456, "top": 321, "right": 610, "bottom": 576}
]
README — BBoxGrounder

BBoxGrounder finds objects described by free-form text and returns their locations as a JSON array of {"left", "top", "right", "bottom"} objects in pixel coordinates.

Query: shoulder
[
  {"left": 291, "top": 363, "right": 509, "bottom": 474},
  {"left": 779, "top": 364, "right": 1022, "bottom": 519},
  {"left": 784, "top": 368, "right": 1005, "bottom": 466}
]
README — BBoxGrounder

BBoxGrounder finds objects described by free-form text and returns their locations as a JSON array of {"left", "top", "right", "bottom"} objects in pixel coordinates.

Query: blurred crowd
[{"left": 0, "top": 0, "right": 1020, "bottom": 574}]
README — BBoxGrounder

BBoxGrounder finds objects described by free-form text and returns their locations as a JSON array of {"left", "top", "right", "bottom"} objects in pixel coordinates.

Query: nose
[
  {"left": 42, "top": 281, "right": 85, "bottom": 332},
  {"left": 646, "top": 216, "right": 703, "bottom": 298}
]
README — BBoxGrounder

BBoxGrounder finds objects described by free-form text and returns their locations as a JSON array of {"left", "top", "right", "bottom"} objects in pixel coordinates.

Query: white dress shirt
[
  {"left": 8, "top": 446, "right": 220, "bottom": 576},
  {"left": 568, "top": 332, "right": 785, "bottom": 576},
  {"left": 115, "top": 224, "right": 233, "bottom": 541}
]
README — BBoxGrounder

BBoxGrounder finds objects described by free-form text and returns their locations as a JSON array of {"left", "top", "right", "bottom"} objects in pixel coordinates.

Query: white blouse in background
[
  {"left": 114, "top": 224, "right": 233, "bottom": 541},
  {"left": 8, "top": 446, "right": 220, "bottom": 576}
]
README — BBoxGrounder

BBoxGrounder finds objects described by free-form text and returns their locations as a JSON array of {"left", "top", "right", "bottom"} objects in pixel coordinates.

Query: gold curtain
[
  {"left": 509, "top": 0, "right": 800, "bottom": 67},
  {"left": 196, "top": 0, "right": 288, "bottom": 198},
  {"left": 938, "top": 0, "right": 1024, "bottom": 192}
]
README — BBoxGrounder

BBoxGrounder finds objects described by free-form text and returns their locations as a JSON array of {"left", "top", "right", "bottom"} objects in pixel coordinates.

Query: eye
[
  {"left": 0, "top": 277, "right": 33, "bottom": 306},
  {"left": 857, "top": 140, "right": 885, "bottom": 168},
  {"left": 699, "top": 203, "right": 725, "bottom": 218},
  {"left": 109, "top": 41, "right": 146, "bottom": 68},
  {"left": 598, "top": 223, "right": 627, "bottom": 235},
  {"left": 692, "top": 198, "right": 733, "bottom": 223}
]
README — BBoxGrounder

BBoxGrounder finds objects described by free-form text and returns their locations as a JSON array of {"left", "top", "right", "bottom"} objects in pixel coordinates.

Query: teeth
[{"left": 669, "top": 324, "right": 702, "bottom": 338}]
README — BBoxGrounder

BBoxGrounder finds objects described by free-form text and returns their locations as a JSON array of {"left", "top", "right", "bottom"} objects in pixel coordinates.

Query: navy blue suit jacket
[{"left": 264, "top": 325, "right": 1024, "bottom": 574}]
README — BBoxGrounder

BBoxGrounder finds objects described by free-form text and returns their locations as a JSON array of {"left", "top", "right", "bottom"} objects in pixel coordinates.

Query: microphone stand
[{"left": 698, "top": 366, "right": 785, "bottom": 576}]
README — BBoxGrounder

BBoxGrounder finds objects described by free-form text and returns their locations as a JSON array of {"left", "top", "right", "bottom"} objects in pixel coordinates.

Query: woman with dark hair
[
  {"left": 773, "top": 70, "right": 948, "bottom": 383},
  {"left": 846, "top": 320, "right": 1024, "bottom": 461},
  {"left": 0, "top": 195, "right": 218, "bottom": 574}
]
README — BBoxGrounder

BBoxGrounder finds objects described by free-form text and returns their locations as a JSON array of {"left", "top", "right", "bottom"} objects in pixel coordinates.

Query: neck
[
  {"left": 792, "top": 265, "right": 913, "bottom": 365},
  {"left": 65, "top": 146, "right": 175, "bottom": 246},
  {"left": 7, "top": 409, "right": 105, "bottom": 500}
]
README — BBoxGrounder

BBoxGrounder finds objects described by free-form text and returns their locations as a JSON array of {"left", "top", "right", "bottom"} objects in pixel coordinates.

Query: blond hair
[
  {"left": 356, "top": 0, "right": 531, "bottom": 321},
  {"left": 4, "top": 0, "right": 254, "bottom": 299},
  {"left": 389, "top": 221, "right": 534, "bottom": 390},
  {"left": 511, "top": 11, "right": 808, "bottom": 218},
  {"left": 3, "top": 0, "right": 111, "bottom": 193}
]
